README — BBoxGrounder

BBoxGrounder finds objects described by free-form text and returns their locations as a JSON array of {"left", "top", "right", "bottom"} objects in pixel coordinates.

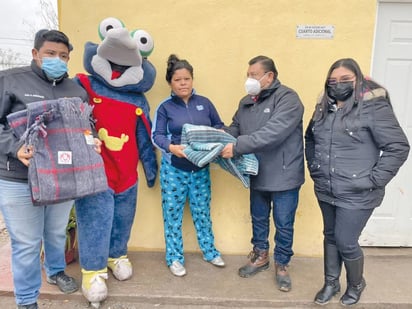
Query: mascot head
[{"left": 83, "top": 17, "right": 155, "bottom": 91}]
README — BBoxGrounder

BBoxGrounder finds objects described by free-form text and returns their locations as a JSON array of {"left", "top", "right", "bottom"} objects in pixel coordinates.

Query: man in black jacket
[
  {"left": 222, "top": 55, "right": 305, "bottom": 292},
  {"left": 0, "top": 30, "right": 88, "bottom": 309}
]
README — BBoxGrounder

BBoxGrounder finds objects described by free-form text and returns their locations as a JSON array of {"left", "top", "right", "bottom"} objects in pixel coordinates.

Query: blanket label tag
[
  {"left": 84, "top": 130, "right": 94, "bottom": 145},
  {"left": 58, "top": 151, "right": 72, "bottom": 165}
]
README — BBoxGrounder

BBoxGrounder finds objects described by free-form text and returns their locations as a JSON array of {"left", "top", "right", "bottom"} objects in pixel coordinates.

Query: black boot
[
  {"left": 340, "top": 255, "right": 366, "bottom": 306},
  {"left": 314, "top": 242, "right": 342, "bottom": 305}
]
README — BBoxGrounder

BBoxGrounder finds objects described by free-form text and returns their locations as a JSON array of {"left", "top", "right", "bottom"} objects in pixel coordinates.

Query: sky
[{"left": 0, "top": 0, "right": 57, "bottom": 65}]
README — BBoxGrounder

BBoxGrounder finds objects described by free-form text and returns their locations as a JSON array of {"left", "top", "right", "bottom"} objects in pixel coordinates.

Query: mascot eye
[
  {"left": 98, "top": 17, "right": 125, "bottom": 40},
  {"left": 131, "top": 29, "right": 154, "bottom": 57}
]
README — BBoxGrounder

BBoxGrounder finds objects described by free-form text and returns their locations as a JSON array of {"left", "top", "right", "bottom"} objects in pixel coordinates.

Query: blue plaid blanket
[
  {"left": 7, "top": 97, "right": 108, "bottom": 205},
  {"left": 181, "top": 124, "right": 258, "bottom": 188}
]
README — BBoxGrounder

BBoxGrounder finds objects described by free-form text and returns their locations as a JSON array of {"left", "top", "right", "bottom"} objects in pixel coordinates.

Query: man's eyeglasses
[
  {"left": 327, "top": 75, "right": 355, "bottom": 86},
  {"left": 248, "top": 72, "right": 269, "bottom": 79}
]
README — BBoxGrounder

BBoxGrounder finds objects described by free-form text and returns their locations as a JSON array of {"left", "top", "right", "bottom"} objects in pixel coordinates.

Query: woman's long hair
[{"left": 314, "top": 58, "right": 391, "bottom": 123}]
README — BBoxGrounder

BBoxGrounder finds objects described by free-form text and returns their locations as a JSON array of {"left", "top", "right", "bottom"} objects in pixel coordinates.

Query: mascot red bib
[{"left": 74, "top": 17, "right": 157, "bottom": 308}]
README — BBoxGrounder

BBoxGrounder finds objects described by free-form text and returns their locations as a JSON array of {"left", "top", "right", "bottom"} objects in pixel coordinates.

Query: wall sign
[{"left": 296, "top": 25, "right": 335, "bottom": 39}]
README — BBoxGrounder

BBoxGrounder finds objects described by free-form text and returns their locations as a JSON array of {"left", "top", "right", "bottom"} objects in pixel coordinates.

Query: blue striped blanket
[{"left": 181, "top": 124, "right": 258, "bottom": 188}]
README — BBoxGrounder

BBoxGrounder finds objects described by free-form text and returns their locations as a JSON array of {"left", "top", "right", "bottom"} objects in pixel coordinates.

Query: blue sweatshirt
[{"left": 152, "top": 90, "right": 224, "bottom": 172}]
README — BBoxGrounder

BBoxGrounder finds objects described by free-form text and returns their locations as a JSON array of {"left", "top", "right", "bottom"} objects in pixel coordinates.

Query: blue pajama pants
[{"left": 160, "top": 159, "right": 220, "bottom": 266}]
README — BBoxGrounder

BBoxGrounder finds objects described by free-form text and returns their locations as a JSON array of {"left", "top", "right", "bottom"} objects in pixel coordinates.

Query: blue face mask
[{"left": 41, "top": 57, "right": 68, "bottom": 79}]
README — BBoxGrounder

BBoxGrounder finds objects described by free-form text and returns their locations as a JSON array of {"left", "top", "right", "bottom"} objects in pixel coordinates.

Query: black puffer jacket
[
  {"left": 0, "top": 60, "right": 88, "bottom": 182},
  {"left": 225, "top": 79, "right": 305, "bottom": 191},
  {"left": 305, "top": 88, "right": 410, "bottom": 209}
]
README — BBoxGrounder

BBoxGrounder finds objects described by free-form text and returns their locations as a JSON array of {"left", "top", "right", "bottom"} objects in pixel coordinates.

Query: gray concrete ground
[
  {"left": 1, "top": 247, "right": 412, "bottom": 308},
  {"left": 1, "top": 212, "right": 412, "bottom": 308}
]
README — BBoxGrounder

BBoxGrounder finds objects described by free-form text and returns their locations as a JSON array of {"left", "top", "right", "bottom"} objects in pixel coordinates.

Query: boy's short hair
[{"left": 34, "top": 29, "right": 73, "bottom": 52}]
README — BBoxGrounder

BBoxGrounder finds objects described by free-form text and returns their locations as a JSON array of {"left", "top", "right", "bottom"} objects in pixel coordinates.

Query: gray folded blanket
[{"left": 7, "top": 97, "right": 108, "bottom": 205}]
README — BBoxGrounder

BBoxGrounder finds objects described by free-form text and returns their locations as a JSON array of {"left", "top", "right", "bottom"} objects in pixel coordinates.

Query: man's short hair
[
  {"left": 249, "top": 55, "right": 278, "bottom": 79},
  {"left": 34, "top": 29, "right": 73, "bottom": 52}
]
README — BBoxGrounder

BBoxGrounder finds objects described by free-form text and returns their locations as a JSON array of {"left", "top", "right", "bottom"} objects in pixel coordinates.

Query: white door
[{"left": 359, "top": 1, "right": 412, "bottom": 246}]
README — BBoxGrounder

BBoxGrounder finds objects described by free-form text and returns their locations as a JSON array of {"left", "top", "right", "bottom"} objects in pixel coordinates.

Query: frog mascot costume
[{"left": 74, "top": 17, "right": 157, "bottom": 307}]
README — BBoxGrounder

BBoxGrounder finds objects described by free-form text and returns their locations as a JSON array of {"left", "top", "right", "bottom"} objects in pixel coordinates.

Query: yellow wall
[{"left": 59, "top": 0, "right": 377, "bottom": 256}]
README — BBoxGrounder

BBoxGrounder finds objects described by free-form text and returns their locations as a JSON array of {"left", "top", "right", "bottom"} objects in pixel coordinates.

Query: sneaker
[
  {"left": 275, "top": 263, "right": 292, "bottom": 292},
  {"left": 82, "top": 271, "right": 108, "bottom": 303},
  {"left": 238, "top": 249, "right": 269, "bottom": 278},
  {"left": 47, "top": 271, "right": 79, "bottom": 294},
  {"left": 205, "top": 256, "right": 225, "bottom": 267},
  {"left": 169, "top": 260, "right": 186, "bottom": 277},
  {"left": 108, "top": 256, "right": 133, "bottom": 281},
  {"left": 17, "top": 303, "right": 38, "bottom": 309}
]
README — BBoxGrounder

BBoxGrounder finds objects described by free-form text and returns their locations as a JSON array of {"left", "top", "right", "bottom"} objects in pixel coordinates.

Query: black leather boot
[
  {"left": 340, "top": 255, "right": 366, "bottom": 306},
  {"left": 314, "top": 242, "right": 342, "bottom": 305}
]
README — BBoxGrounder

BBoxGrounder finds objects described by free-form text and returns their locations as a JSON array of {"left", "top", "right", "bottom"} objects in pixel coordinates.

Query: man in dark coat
[{"left": 222, "top": 55, "right": 305, "bottom": 292}]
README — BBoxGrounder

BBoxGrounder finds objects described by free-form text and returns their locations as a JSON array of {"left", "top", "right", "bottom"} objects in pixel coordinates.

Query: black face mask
[{"left": 327, "top": 81, "right": 354, "bottom": 101}]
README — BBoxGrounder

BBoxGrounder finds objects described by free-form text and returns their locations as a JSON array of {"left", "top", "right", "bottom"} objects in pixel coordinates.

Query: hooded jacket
[
  {"left": 305, "top": 88, "right": 410, "bottom": 209},
  {"left": 0, "top": 60, "right": 88, "bottom": 182},
  {"left": 225, "top": 79, "right": 305, "bottom": 191}
]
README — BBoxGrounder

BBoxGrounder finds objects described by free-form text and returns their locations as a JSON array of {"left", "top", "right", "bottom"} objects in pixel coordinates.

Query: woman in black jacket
[{"left": 305, "top": 58, "right": 409, "bottom": 306}]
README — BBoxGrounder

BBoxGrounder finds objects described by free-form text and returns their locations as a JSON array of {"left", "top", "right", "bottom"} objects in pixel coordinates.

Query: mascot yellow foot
[
  {"left": 81, "top": 268, "right": 108, "bottom": 308},
  {"left": 108, "top": 255, "right": 133, "bottom": 281}
]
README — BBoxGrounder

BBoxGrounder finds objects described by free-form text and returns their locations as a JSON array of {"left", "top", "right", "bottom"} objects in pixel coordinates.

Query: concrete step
[{"left": 1, "top": 243, "right": 412, "bottom": 308}]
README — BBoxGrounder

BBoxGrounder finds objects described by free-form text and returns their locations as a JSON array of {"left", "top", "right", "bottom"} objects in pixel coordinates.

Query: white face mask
[{"left": 244, "top": 73, "right": 268, "bottom": 95}]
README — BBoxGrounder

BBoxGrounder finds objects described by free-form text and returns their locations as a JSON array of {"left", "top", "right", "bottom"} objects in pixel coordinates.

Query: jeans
[
  {"left": 319, "top": 201, "right": 374, "bottom": 260},
  {"left": 0, "top": 179, "right": 72, "bottom": 306},
  {"left": 160, "top": 159, "right": 220, "bottom": 266},
  {"left": 250, "top": 187, "right": 300, "bottom": 266}
]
